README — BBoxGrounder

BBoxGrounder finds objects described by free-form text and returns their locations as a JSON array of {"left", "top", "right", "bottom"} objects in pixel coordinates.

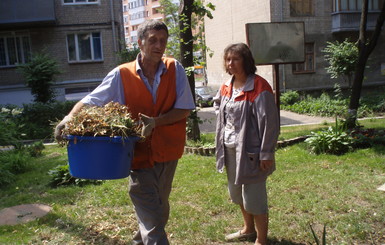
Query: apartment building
[
  {"left": 0, "top": 0, "right": 124, "bottom": 106},
  {"left": 204, "top": 0, "right": 385, "bottom": 91},
  {"left": 122, "top": 0, "right": 164, "bottom": 49}
]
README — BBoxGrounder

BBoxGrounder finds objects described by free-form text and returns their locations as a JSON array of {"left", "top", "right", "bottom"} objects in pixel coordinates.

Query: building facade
[
  {"left": 204, "top": 0, "right": 385, "bottom": 92},
  {"left": 122, "top": 0, "right": 164, "bottom": 49},
  {"left": 0, "top": 0, "right": 124, "bottom": 106}
]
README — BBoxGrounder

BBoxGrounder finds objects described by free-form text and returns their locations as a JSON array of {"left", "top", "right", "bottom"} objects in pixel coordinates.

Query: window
[
  {"left": 290, "top": 0, "right": 314, "bottom": 16},
  {"left": 292, "top": 43, "right": 314, "bottom": 74},
  {"left": 333, "top": 0, "right": 384, "bottom": 11},
  {"left": 152, "top": 7, "right": 161, "bottom": 15},
  {"left": 63, "top": 0, "right": 98, "bottom": 4},
  {"left": 0, "top": 34, "right": 31, "bottom": 67},
  {"left": 132, "top": 25, "right": 139, "bottom": 31},
  {"left": 67, "top": 32, "right": 103, "bottom": 62}
]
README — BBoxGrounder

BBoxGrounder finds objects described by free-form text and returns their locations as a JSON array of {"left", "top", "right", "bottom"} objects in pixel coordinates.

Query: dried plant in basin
[{"left": 58, "top": 102, "right": 141, "bottom": 144}]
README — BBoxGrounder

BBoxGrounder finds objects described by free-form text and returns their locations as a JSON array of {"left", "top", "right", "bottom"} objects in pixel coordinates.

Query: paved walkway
[{"left": 197, "top": 107, "right": 334, "bottom": 133}]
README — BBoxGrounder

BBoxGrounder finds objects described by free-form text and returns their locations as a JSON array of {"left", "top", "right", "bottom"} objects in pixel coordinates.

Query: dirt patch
[{"left": 0, "top": 204, "right": 52, "bottom": 225}]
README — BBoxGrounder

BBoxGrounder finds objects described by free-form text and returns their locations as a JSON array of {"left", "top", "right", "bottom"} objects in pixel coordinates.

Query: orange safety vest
[{"left": 119, "top": 57, "right": 186, "bottom": 169}]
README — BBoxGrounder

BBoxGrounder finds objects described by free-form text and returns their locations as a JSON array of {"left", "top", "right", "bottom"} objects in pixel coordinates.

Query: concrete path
[{"left": 197, "top": 107, "right": 334, "bottom": 133}]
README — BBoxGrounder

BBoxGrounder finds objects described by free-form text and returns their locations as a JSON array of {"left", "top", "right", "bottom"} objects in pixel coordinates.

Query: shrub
[
  {"left": 17, "top": 51, "right": 60, "bottom": 103},
  {"left": 48, "top": 164, "right": 103, "bottom": 187},
  {"left": 26, "top": 141, "right": 45, "bottom": 157},
  {"left": 305, "top": 120, "right": 352, "bottom": 155},
  {"left": 281, "top": 90, "right": 299, "bottom": 106},
  {"left": 0, "top": 107, "right": 25, "bottom": 145},
  {"left": 0, "top": 151, "right": 31, "bottom": 174},
  {"left": 0, "top": 149, "right": 32, "bottom": 187},
  {"left": 0, "top": 167, "right": 14, "bottom": 187},
  {"left": 16, "top": 101, "right": 77, "bottom": 140}
]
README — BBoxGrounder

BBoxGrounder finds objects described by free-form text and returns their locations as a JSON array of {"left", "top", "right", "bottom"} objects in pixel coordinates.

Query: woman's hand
[{"left": 260, "top": 160, "right": 273, "bottom": 171}]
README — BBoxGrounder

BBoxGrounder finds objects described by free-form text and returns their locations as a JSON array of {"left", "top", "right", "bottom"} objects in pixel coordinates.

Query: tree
[
  {"left": 117, "top": 43, "right": 140, "bottom": 64},
  {"left": 179, "top": 0, "right": 214, "bottom": 141},
  {"left": 18, "top": 52, "right": 60, "bottom": 103},
  {"left": 323, "top": 39, "right": 358, "bottom": 88},
  {"left": 346, "top": 0, "right": 385, "bottom": 128},
  {"left": 160, "top": 0, "right": 181, "bottom": 59}
]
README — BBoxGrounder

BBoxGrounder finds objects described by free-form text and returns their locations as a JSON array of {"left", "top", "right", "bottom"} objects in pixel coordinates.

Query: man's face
[{"left": 138, "top": 29, "right": 168, "bottom": 64}]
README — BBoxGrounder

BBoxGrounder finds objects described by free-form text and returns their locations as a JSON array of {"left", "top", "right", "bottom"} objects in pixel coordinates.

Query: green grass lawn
[{"left": 0, "top": 119, "right": 384, "bottom": 244}]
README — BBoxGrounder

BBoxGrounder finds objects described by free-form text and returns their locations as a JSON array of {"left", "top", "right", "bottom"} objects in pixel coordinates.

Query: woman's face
[{"left": 225, "top": 51, "right": 244, "bottom": 76}]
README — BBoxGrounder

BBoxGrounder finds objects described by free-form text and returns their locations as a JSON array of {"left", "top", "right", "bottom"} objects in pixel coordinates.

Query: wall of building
[
  {"left": 0, "top": 0, "right": 124, "bottom": 106},
  {"left": 205, "top": 0, "right": 385, "bottom": 92}
]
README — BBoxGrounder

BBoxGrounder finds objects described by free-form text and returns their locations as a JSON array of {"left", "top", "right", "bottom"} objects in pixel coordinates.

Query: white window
[
  {"left": 63, "top": 0, "right": 99, "bottom": 5},
  {"left": 67, "top": 32, "right": 103, "bottom": 62},
  {"left": 0, "top": 34, "right": 31, "bottom": 67}
]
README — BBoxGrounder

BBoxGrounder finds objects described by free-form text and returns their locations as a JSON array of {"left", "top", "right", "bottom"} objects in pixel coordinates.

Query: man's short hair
[{"left": 137, "top": 20, "right": 169, "bottom": 40}]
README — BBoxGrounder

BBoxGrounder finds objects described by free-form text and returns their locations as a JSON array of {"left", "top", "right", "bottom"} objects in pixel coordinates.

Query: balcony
[
  {"left": 0, "top": 0, "right": 56, "bottom": 28},
  {"left": 331, "top": 11, "right": 381, "bottom": 33}
]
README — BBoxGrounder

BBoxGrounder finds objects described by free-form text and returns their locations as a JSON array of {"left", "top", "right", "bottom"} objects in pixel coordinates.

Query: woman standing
[{"left": 214, "top": 43, "right": 279, "bottom": 245}]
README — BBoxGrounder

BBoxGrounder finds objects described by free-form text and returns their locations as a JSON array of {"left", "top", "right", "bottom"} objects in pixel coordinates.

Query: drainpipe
[{"left": 110, "top": 0, "right": 117, "bottom": 53}]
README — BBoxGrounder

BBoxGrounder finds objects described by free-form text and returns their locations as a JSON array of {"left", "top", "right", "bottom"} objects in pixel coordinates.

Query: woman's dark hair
[
  {"left": 137, "top": 19, "right": 169, "bottom": 40},
  {"left": 223, "top": 43, "right": 256, "bottom": 75}
]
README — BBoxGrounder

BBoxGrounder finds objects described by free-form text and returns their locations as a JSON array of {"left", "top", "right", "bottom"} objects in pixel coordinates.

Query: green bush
[
  {"left": 18, "top": 52, "right": 60, "bottom": 103},
  {"left": 0, "top": 149, "right": 34, "bottom": 187},
  {"left": 0, "top": 107, "right": 25, "bottom": 145},
  {"left": 0, "top": 167, "right": 14, "bottom": 187},
  {"left": 16, "top": 101, "right": 77, "bottom": 140},
  {"left": 305, "top": 120, "right": 352, "bottom": 155},
  {"left": 26, "top": 141, "right": 45, "bottom": 157},
  {"left": 282, "top": 93, "right": 348, "bottom": 117},
  {"left": 48, "top": 164, "right": 103, "bottom": 187},
  {"left": 281, "top": 90, "right": 300, "bottom": 106}
]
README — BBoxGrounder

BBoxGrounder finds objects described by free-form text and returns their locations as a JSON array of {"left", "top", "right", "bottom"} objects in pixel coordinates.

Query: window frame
[
  {"left": 292, "top": 42, "right": 315, "bottom": 74},
  {"left": 333, "top": 0, "right": 384, "bottom": 11},
  {"left": 62, "top": 0, "right": 99, "bottom": 5},
  {"left": 0, "top": 33, "right": 31, "bottom": 68},
  {"left": 66, "top": 32, "right": 103, "bottom": 63}
]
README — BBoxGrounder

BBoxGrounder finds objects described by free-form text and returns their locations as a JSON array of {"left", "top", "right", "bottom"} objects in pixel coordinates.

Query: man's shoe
[{"left": 225, "top": 230, "right": 256, "bottom": 242}]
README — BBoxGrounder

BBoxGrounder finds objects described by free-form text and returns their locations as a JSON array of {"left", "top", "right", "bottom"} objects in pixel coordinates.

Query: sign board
[{"left": 246, "top": 22, "right": 305, "bottom": 65}]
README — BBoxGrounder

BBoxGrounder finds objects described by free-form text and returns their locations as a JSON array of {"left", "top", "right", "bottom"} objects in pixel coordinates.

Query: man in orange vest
[{"left": 55, "top": 20, "right": 195, "bottom": 244}]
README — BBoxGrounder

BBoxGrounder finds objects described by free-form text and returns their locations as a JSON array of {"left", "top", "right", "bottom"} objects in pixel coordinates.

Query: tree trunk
[
  {"left": 179, "top": 0, "right": 201, "bottom": 141},
  {"left": 347, "top": 0, "right": 385, "bottom": 128}
]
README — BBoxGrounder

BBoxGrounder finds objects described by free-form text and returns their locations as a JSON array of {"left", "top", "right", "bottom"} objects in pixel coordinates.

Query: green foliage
[
  {"left": 281, "top": 87, "right": 385, "bottom": 118},
  {"left": 160, "top": 0, "right": 181, "bottom": 59},
  {"left": 117, "top": 43, "right": 140, "bottom": 65},
  {"left": 0, "top": 107, "right": 25, "bottom": 145},
  {"left": 310, "top": 224, "right": 327, "bottom": 245},
  {"left": 26, "top": 141, "right": 45, "bottom": 157},
  {"left": 17, "top": 101, "right": 77, "bottom": 140},
  {"left": 280, "top": 90, "right": 300, "bottom": 106},
  {"left": 282, "top": 92, "right": 348, "bottom": 117},
  {"left": 305, "top": 119, "right": 352, "bottom": 155},
  {"left": 186, "top": 132, "right": 215, "bottom": 147},
  {"left": 48, "top": 164, "right": 103, "bottom": 187},
  {"left": 323, "top": 39, "right": 358, "bottom": 85},
  {"left": 0, "top": 149, "right": 33, "bottom": 187},
  {"left": 18, "top": 51, "right": 60, "bottom": 103}
]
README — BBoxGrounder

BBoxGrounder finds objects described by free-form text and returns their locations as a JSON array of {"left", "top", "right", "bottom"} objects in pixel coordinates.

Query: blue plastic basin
[{"left": 66, "top": 135, "right": 139, "bottom": 180}]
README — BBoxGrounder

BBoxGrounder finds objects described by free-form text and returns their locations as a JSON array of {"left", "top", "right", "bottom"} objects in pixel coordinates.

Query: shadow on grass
[
  {"left": 37, "top": 212, "right": 131, "bottom": 244},
  {"left": 269, "top": 237, "right": 306, "bottom": 245}
]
